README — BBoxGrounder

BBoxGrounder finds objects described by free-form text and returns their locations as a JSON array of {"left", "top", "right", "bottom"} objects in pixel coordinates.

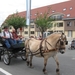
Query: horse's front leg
[
  {"left": 43, "top": 56, "right": 48, "bottom": 74},
  {"left": 53, "top": 55, "right": 60, "bottom": 75},
  {"left": 29, "top": 55, "right": 33, "bottom": 68}
]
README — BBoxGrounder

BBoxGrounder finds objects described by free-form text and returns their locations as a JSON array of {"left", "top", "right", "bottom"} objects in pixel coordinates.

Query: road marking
[{"left": 0, "top": 68, "right": 12, "bottom": 75}]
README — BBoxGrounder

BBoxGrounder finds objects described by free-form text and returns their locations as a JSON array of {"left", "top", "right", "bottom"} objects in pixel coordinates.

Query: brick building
[{"left": 2, "top": 0, "right": 75, "bottom": 39}]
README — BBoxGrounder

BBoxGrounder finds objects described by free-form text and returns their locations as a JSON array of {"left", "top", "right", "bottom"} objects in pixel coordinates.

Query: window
[
  {"left": 67, "top": 14, "right": 70, "bottom": 17},
  {"left": 57, "top": 15, "right": 62, "bottom": 20},
  {"left": 68, "top": 30, "right": 72, "bottom": 37},
  {"left": 30, "top": 25, "right": 34, "bottom": 28},
  {"left": 48, "top": 31, "right": 53, "bottom": 34},
  {"left": 67, "top": 21, "right": 71, "bottom": 26},
  {"left": 31, "top": 31, "right": 34, "bottom": 34},
  {"left": 70, "top": 7, "right": 72, "bottom": 10},
  {"left": 58, "top": 31, "right": 63, "bottom": 32},
  {"left": 63, "top": 8, "right": 66, "bottom": 11},
  {"left": 50, "top": 15, "right": 63, "bottom": 20},
  {"left": 57, "top": 23, "right": 63, "bottom": 27},
  {"left": 52, "top": 10, "right": 55, "bottom": 13},
  {"left": 30, "top": 19, "right": 34, "bottom": 23},
  {"left": 25, "top": 31, "right": 28, "bottom": 34}
]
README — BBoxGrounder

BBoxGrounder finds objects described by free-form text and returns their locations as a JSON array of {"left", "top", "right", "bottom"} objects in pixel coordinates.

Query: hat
[{"left": 3, "top": 26, "right": 8, "bottom": 29}]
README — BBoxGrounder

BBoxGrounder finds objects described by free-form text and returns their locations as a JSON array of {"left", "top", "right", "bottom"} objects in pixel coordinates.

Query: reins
[{"left": 26, "top": 38, "right": 57, "bottom": 56}]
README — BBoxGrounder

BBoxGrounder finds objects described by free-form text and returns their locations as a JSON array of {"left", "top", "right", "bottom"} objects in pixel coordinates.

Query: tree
[
  {"left": 5, "top": 14, "right": 26, "bottom": 30},
  {"left": 35, "top": 12, "right": 54, "bottom": 37}
]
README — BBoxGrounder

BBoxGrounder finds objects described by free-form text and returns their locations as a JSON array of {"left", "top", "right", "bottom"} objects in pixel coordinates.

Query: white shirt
[{"left": 1, "top": 31, "right": 13, "bottom": 38}]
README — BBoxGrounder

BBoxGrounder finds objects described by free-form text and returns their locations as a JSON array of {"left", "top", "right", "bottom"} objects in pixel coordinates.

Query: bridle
[
  {"left": 39, "top": 33, "right": 68, "bottom": 56},
  {"left": 54, "top": 33, "right": 68, "bottom": 52}
]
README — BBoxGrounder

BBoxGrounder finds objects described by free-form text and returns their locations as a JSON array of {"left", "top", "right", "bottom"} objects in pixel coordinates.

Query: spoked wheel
[
  {"left": 3, "top": 52, "right": 10, "bottom": 65},
  {"left": 0, "top": 50, "right": 3, "bottom": 61},
  {"left": 0, "top": 56, "right": 1, "bottom": 60},
  {"left": 21, "top": 55, "right": 27, "bottom": 61},
  {"left": 21, "top": 50, "right": 27, "bottom": 61}
]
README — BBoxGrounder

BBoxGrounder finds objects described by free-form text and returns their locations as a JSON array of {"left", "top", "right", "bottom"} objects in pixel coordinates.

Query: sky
[{"left": 0, "top": 0, "right": 69, "bottom": 26}]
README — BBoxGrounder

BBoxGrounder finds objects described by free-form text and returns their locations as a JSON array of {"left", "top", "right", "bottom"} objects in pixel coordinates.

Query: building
[{"left": 2, "top": 0, "right": 75, "bottom": 39}]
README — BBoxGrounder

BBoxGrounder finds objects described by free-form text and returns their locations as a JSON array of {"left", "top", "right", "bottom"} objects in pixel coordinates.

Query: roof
[
  {"left": 17, "top": 0, "right": 75, "bottom": 19},
  {"left": 3, "top": 0, "right": 75, "bottom": 25}
]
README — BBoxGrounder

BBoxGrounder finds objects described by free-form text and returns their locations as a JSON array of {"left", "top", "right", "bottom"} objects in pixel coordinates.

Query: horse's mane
[{"left": 46, "top": 32, "right": 62, "bottom": 39}]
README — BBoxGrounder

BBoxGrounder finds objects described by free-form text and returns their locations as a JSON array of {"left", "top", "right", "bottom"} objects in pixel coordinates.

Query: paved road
[{"left": 0, "top": 45, "right": 75, "bottom": 75}]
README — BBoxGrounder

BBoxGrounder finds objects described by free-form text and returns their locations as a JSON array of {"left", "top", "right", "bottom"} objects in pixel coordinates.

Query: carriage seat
[{"left": 0, "top": 36, "right": 6, "bottom": 47}]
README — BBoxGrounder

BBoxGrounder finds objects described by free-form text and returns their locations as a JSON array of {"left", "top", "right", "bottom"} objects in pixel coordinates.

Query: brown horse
[{"left": 24, "top": 32, "right": 68, "bottom": 75}]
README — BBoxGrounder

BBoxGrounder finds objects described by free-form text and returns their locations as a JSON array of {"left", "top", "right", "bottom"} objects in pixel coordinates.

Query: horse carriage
[
  {"left": 0, "top": 37, "right": 26, "bottom": 65},
  {"left": 0, "top": 32, "right": 68, "bottom": 75}
]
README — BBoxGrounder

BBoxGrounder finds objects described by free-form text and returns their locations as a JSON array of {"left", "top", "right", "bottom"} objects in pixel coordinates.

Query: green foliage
[
  {"left": 35, "top": 12, "right": 54, "bottom": 36},
  {"left": 5, "top": 14, "right": 26, "bottom": 30}
]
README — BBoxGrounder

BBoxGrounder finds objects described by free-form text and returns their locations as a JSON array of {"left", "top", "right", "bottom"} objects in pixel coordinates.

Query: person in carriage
[
  {"left": 0, "top": 26, "right": 17, "bottom": 48},
  {"left": 0, "top": 26, "right": 23, "bottom": 49},
  {"left": 12, "top": 29, "right": 23, "bottom": 43}
]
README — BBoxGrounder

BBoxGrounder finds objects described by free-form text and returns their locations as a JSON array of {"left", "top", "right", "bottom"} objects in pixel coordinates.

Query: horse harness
[{"left": 26, "top": 33, "right": 67, "bottom": 57}]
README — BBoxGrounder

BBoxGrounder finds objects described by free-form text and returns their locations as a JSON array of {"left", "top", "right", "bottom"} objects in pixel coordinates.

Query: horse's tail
[{"left": 25, "top": 39, "right": 28, "bottom": 48}]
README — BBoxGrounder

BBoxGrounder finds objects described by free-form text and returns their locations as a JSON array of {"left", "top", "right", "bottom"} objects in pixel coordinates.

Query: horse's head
[
  {"left": 55, "top": 32, "right": 68, "bottom": 54},
  {"left": 46, "top": 32, "right": 68, "bottom": 54}
]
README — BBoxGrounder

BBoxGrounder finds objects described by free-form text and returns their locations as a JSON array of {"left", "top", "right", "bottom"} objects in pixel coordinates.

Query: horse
[{"left": 24, "top": 32, "right": 68, "bottom": 75}]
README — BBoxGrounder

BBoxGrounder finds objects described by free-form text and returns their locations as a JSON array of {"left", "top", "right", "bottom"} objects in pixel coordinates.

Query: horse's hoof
[
  {"left": 56, "top": 72, "right": 60, "bottom": 75},
  {"left": 43, "top": 69, "right": 47, "bottom": 74},
  {"left": 27, "top": 61, "right": 29, "bottom": 66},
  {"left": 44, "top": 71, "right": 47, "bottom": 74},
  {"left": 56, "top": 69, "right": 60, "bottom": 75}
]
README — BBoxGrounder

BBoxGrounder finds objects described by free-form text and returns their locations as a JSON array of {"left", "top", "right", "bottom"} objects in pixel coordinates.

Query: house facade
[{"left": 2, "top": 0, "right": 75, "bottom": 39}]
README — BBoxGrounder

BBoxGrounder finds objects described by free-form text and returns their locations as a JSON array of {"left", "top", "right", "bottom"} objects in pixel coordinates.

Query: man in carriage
[{"left": 0, "top": 26, "right": 24, "bottom": 48}]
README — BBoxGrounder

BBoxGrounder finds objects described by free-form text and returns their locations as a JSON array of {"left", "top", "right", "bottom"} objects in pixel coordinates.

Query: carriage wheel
[
  {"left": 3, "top": 51, "right": 10, "bottom": 65},
  {"left": 0, "top": 56, "right": 1, "bottom": 60},
  {"left": 21, "top": 50, "right": 27, "bottom": 61},
  {"left": 0, "top": 50, "right": 3, "bottom": 60},
  {"left": 21, "top": 55, "right": 27, "bottom": 61}
]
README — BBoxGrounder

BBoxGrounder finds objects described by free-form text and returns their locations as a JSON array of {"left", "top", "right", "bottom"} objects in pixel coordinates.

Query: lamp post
[{"left": 26, "top": 0, "right": 31, "bottom": 38}]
